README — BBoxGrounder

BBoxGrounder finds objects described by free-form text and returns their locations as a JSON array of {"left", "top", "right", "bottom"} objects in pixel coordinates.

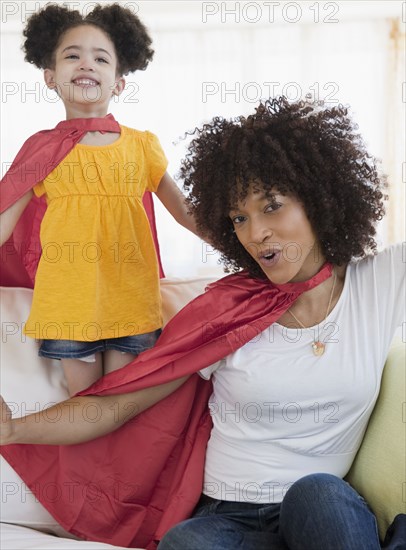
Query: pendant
[{"left": 312, "top": 341, "right": 325, "bottom": 356}]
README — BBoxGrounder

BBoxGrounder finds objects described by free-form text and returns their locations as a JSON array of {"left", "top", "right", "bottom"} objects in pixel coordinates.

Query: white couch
[
  {"left": 1, "top": 278, "right": 404, "bottom": 548},
  {"left": 0, "top": 278, "right": 212, "bottom": 549}
]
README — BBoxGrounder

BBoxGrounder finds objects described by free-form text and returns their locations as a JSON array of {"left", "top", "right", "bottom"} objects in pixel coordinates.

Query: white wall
[{"left": 1, "top": 1, "right": 404, "bottom": 277}]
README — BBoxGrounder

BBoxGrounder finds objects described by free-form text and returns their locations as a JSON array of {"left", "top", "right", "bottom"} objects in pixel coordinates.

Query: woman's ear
[
  {"left": 112, "top": 76, "right": 125, "bottom": 97},
  {"left": 44, "top": 69, "right": 56, "bottom": 89}
]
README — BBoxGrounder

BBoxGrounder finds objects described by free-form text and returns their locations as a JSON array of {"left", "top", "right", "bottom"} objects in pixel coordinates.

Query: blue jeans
[
  {"left": 38, "top": 329, "right": 162, "bottom": 360},
  {"left": 158, "top": 473, "right": 383, "bottom": 550}
]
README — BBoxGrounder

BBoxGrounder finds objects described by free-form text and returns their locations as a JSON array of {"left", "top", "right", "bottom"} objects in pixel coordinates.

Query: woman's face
[{"left": 229, "top": 186, "right": 325, "bottom": 284}]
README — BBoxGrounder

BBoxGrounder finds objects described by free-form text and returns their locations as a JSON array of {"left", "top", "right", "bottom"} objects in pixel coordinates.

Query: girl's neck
[
  {"left": 64, "top": 105, "right": 109, "bottom": 120},
  {"left": 78, "top": 131, "right": 121, "bottom": 146}
]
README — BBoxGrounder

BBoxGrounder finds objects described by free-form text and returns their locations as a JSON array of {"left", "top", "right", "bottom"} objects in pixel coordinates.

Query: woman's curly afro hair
[
  {"left": 181, "top": 97, "right": 387, "bottom": 278},
  {"left": 22, "top": 3, "right": 154, "bottom": 75}
]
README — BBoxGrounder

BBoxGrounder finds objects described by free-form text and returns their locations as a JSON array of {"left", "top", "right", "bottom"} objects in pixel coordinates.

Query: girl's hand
[{"left": 0, "top": 395, "right": 15, "bottom": 445}]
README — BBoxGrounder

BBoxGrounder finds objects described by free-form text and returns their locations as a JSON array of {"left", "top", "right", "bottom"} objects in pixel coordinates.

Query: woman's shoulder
[
  {"left": 347, "top": 243, "right": 404, "bottom": 286},
  {"left": 350, "top": 243, "right": 403, "bottom": 270}
]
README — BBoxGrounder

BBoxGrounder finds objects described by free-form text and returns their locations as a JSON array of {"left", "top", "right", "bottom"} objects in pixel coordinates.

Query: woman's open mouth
[{"left": 258, "top": 250, "right": 281, "bottom": 267}]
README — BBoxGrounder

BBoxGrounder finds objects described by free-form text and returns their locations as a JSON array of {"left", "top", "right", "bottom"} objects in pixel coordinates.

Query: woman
[{"left": 1, "top": 98, "right": 404, "bottom": 550}]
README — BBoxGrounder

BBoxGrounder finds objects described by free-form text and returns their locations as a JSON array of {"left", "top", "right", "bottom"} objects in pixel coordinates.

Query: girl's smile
[
  {"left": 44, "top": 25, "right": 125, "bottom": 118},
  {"left": 71, "top": 77, "right": 100, "bottom": 88}
]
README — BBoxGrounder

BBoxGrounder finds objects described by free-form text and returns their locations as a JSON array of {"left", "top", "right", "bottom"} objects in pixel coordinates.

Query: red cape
[
  {"left": 0, "top": 114, "right": 164, "bottom": 286},
  {"left": 0, "top": 263, "right": 332, "bottom": 549}
]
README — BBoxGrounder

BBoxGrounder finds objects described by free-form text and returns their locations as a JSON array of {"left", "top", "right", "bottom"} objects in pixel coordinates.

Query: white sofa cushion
[
  {"left": 0, "top": 278, "right": 214, "bottom": 545},
  {"left": 1, "top": 287, "right": 71, "bottom": 537},
  {"left": 0, "top": 523, "right": 132, "bottom": 550}
]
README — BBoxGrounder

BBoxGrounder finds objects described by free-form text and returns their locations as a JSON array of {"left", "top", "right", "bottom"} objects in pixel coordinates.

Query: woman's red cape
[
  {"left": 0, "top": 263, "right": 332, "bottom": 549},
  {"left": 0, "top": 114, "right": 164, "bottom": 285}
]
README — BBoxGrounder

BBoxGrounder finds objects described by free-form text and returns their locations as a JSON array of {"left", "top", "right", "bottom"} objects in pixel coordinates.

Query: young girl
[{"left": 0, "top": 3, "right": 201, "bottom": 396}]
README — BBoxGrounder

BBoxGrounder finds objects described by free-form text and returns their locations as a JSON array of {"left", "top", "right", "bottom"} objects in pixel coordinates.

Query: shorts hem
[
  {"left": 38, "top": 329, "right": 162, "bottom": 361},
  {"left": 38, "top": 346, "right": 103, "bottom": 360}
]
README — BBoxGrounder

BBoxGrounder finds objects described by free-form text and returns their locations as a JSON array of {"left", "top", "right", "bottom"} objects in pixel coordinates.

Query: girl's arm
[
  {"left": 0, "top": 375, "right": 190, "bottom": 446},
  {"left": 155, "top": 172, "right": 202, "bottom": 238},
  {"left": 0, "top": 190, "right": 33, "bottom": 246}
]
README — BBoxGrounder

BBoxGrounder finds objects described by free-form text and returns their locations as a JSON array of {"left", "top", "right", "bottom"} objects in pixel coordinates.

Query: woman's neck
[{"left": 277, "top": 264, "right": 346, "bottom": 328}]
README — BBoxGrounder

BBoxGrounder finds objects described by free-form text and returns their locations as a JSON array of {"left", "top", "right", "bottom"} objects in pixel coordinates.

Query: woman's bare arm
[{"left": 0, "top": 375, "right": 190, "bottom": 446}]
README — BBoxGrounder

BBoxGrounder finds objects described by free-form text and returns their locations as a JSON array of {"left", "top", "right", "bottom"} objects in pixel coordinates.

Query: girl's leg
[
  {"left": 103, "top": 350, "right": 135, "bottom": 375},
  {"left": 103, "top": 330, "right": 162, "bottom": 374},
  {"left": 61, "top": 353, "right": 103, "bottom": 396},
  {"left": 279, "top": 473, "right": 381, "bottom": 550}
]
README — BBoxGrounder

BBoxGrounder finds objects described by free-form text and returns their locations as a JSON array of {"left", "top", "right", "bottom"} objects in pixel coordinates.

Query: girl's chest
[{"left": 43, "top": 149, "right": 147, "bottom": 198}]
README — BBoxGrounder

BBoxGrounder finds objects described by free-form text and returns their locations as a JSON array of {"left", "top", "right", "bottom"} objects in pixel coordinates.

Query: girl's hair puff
[
  {"left": 23, "top": 3, "right": 154, "bottom": 75},
  {"left": 181, "top": 97, "right": 387, "bottom": 278}
]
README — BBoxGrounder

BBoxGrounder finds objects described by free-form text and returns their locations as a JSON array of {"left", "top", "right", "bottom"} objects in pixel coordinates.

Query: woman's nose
[
  {"left": 243, "top": 218, "right": 273, "bottom": 258},
  {"left": 248, "top": 217, "right": 272, "bottom": 244}
]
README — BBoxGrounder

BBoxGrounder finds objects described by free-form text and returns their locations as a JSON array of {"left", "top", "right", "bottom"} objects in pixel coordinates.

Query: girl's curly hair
[
  {"left": 23, "top": 3, "right": 153, "bottom": 75},
  {"left": 181, "top": 97, "right": 387, "bottom": 278}
]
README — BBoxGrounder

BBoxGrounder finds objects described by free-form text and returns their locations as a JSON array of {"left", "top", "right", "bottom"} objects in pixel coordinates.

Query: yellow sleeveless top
[{"left": 24, "top": 126, "right": 168, "bottom": 341}]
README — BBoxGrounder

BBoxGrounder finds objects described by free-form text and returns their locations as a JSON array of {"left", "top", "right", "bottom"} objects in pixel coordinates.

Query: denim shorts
[{"left": 38, "top": 329, "right": 162, "bottom": 360}]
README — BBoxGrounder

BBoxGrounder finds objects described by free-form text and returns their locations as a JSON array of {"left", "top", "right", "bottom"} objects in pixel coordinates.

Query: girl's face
[
  {"left": 44, "top": 25, "right": 125, "bottom": 118},
  {"left": 229, "top": 186, "right": 325, "bottom": 284}
]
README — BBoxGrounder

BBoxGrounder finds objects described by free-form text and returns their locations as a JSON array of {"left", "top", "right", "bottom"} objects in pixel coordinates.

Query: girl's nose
[{"left": 79, "top": 58, "right": 95, "bottom": 72}]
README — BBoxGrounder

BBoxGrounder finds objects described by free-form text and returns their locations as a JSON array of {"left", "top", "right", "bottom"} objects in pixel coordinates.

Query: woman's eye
[
  {"left": 265, "top": 202, "right": 281, "bottom": 213},
  {"left": 96, "top": 58, "right": 108, "bottom": 63},
  {"left": 66, "top": 55, "right": 79, "bottom": 59},
  {"left": 231, "top": 215, "right": 246, "bottom": 225}
]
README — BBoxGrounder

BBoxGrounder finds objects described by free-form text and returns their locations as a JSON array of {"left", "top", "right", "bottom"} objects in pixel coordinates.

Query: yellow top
[{"left": 24, "top": 126, "right": 168, "bottom": 341}]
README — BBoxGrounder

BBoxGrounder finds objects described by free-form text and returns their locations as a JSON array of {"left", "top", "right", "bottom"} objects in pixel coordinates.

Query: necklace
[{"left": 288, "top": 270, "right": 337, "bottom": 356}]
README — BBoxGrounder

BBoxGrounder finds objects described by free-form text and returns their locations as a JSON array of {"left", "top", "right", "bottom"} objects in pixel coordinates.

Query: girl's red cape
[{"left": 0, "top": 114, "right": 164, "bottom": 285}]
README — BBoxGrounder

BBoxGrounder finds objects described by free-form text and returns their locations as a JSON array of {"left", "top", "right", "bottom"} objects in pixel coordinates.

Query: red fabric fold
[
  {"left": 1, "top": 263, "right": 332, "bottom": 549},
  {"left": 0, "top": 114, "right": 164, "bottom": 285}
]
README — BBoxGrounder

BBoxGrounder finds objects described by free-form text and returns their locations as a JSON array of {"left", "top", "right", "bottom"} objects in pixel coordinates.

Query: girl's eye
[
  {"left": 66, "top": 55, "right": 79, "bottom": 59},
  {"left": 96, "top": 58, "right": 108, "bottom": 63}
]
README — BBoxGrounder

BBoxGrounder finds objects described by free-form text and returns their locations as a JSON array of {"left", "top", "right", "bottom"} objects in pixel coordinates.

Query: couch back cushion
[{"left": 0, "top": 279, "right": 213, "bottom": 536}]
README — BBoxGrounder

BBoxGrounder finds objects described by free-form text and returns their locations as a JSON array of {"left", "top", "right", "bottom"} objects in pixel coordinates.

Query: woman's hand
[{"left": 0, "top": 395, "right": 15, "bottom": 445}]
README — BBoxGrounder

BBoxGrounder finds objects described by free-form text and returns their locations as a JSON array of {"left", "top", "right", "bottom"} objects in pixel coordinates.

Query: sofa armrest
[{"left": 345, "top": 338, "right": 406, "bottom": 539}]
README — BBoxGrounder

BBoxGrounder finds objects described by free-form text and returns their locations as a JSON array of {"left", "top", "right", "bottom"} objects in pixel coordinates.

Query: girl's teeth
[{"left": 74, "top": 79, "right": 97, "bottom": 86}]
